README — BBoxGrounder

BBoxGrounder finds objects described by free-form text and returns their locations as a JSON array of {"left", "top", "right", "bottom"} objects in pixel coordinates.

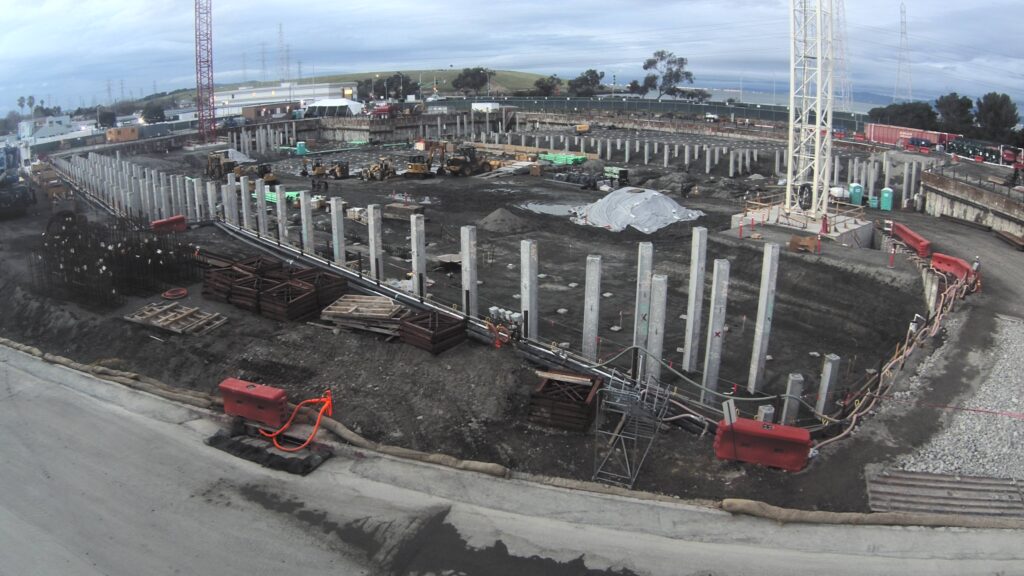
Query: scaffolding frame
[{"left": 592, "top": 371, "right": 670, "bottom": 488}]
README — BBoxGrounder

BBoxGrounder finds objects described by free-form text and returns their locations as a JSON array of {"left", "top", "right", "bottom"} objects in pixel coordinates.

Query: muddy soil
[{"left": 0, "top": 154, "right": 930, "bottom": 511}]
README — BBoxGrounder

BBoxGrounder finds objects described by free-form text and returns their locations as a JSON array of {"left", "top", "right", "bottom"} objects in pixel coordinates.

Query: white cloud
[{"left": 1, "top": 0, "right": 1021, "bottom": 114}]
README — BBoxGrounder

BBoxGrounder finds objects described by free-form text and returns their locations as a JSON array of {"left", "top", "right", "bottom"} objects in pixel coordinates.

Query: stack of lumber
[
  {"left": 318, "top": 294, "right": 406, "bottom": 336},
  {"left": 124, "top": 302, "right": 227, "bottom": 335},
  {"left": 528, "top": 370, "right": 603, "bottom": 432},
  {"left": 399, "top": 311, "right": 466, "bottom": 354}
]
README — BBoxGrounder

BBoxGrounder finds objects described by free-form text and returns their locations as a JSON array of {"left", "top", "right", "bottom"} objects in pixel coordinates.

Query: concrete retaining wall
[{"left": 921, "top": 171, "right": 1024, "bottom": 236}]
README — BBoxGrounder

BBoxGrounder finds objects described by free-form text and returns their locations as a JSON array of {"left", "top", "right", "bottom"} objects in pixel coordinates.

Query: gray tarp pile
[{"left": 572, "top": 187, "right": 704, "bottom": 233}]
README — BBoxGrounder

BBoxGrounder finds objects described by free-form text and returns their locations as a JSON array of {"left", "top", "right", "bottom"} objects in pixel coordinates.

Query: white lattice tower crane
[
  {"left": 785, "top": 0, "right": 834, "bottom": 219},
  {"left": 832, "top": 0, "right": 852, "bottom": 113}
]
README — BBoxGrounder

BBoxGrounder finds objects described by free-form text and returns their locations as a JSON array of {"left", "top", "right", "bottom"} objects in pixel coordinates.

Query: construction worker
[{"left": 972, "top": 256, "right": 981, "bottom": 274}]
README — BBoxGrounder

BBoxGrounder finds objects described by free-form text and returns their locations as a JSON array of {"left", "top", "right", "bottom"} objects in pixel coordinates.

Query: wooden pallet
[
  {"left": 124, "top": 302, "right": 228, "bottom": 335},
  {"left": 528, "top": 370, "right": 603, "bottom": 432},
  {"left": 399, "top": 311, "right": 466, "bottom": 354},
  {"left": 321, "top": 294, "right": 403, "bottom": 320}
]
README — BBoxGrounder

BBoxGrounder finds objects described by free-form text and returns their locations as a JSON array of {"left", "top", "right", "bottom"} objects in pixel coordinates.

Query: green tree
[
  {"left": 627, "top": 75, "right": 658, "bottom": 96},
  {"left": 142, "top": 101, "right": 165, "bottom": 124},
  {"left": 451, "top": 67, "right": 494, "bottom": 95},
  {"left": 975, "top": 92, "right": 1019, "bottom": 142},
  {"left": 26, "top": 95, "right": 35, "bottom": 118},
  {"left": 642, "top": 51, "right": 694, "bottom": 98},
  {"left": 17, "top": 96, "right": 25, "bottom": 116},
  {"left": 672, "top": 88, "right": 711, "bottom": 103},
  {"left": 533, "top": 75, "right": 562, "bottom": 97},
  {"left": 867, "top": 102, "right": 937, "bottom": 130},
  {"left": 935, "top": 92, "right": 974, "bottom": 134},
  {"left": 96, "top": 108, "right": 117, "bottom": 128},
  {"left": 567, "top": 69, "right": 604, "bottom": 97}
]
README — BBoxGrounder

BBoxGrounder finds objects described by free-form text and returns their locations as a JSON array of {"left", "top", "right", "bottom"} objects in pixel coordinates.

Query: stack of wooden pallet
[
  {"left": 399, "top": 311, "right": 466, "bottom": 354},
  {"left": 260, "top": 279, "right": 319, "bottom": 322},
  {"left": 124, "top": 302, "right": 228, "bottom": 335},
  {"left": 292, "top": 269, "right": 348, "bottom": 306},
  {"left": 318, "top": 294, "right": 406, "bottom": 336},
  {"left": 528, "top": 370, "right": 603, "bottom": 432},
  {"left": 228, "top": 275, "right": 264, "bottom": 312},
  {"left": 203, "top": 267, "right": 254, "bottom": 302},
  {"left": 202, "top": 255, "right": 349, "bottom": 322}
]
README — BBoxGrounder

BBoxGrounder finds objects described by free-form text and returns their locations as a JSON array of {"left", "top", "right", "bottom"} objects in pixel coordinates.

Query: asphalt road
[{"left": 1, "top": 344, "right": 1021, "bottom": 576}]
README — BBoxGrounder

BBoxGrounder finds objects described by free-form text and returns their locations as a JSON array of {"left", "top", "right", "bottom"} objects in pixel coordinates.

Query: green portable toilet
[
  {"left": 868, "top": 195, "right": 879, "bottom": 209},
  {"left": 295, "top": 141, "right": 308, "bottom": 155},
  {"left": 849, "top": 183, "right": 864, "bottom": 206},
  {"left": 880, "top": 187, "right": 894, "bottom": 211}
]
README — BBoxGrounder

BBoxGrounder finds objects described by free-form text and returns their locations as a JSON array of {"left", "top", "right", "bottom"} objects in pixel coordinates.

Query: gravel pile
[{"left": 897, "top": 316, "right": 1024, "bottom": 479}]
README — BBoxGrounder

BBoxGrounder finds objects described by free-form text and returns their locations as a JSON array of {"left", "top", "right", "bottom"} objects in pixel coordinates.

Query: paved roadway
[{"left": 1, "top": 344, "right": 1021, "bottom": 576}]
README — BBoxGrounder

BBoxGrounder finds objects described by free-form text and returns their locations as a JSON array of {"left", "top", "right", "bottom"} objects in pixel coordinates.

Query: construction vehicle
[
  {"left": 443, "top": 146, "right": 493, "bottom": 177},
  {"left": 405, "top": 154, "right": 433, "bottom": 179},
  {"left": 0, "top": 146, "right": 35, "bottom": 216},
  {"left": 232, "top": 163, "right": 279, "bottom": 188},
  {"left": 574, "top": 124, "right": 590, "bottom": 134},
  {"left": 326, "top": 161, "right": 349, "bottom": 180},
  {"left": 206, "top": 151, "right": 237, "bottom": 180},
  {"left": 360, "top": 157, "right": 397, "bottom": 181}
]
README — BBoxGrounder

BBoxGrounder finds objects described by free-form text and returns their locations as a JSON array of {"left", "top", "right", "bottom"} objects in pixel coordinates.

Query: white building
[
  {"left": 18, "top": 115, "right": 74, "bottom": 140},
  {"left": 214, "top": 81, "right": 358, "bottom": 117}
]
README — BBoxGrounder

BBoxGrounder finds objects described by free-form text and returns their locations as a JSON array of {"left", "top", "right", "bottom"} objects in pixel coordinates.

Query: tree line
[
  {"left": 528, "top": 51, "right": 709, "bottom": 101},
  {"left": 869, "top": 92, "right": 1022, "bottom": 146}
]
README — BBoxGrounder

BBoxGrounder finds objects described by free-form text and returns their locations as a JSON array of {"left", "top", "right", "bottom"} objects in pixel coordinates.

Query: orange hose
[{"left": 259, "top": 390, "right": 333, "bottom": 452}]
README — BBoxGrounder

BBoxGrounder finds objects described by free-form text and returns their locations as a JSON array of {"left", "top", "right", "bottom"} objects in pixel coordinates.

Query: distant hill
[{"left": 217, "top": 69, "right": 546, "bottom": 95}]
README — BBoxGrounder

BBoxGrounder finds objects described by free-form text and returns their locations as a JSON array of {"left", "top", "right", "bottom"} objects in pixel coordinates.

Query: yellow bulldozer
[
  {"left": 206, "top": 151, "right": 237, "bottom": 180},
  {"left": 360, "top": 157, "right": 397, "bottom": 181}
]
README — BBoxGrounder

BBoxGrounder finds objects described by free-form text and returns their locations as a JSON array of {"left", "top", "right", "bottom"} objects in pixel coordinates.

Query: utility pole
[{"left": 893, "top": 2, "right": 913, "bottom": 102}]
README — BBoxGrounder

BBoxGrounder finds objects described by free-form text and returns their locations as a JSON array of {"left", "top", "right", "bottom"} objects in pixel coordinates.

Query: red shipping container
[
  {"left": 219, "top": 378, "right": 288, "bottom": 428},
  {"left": 714, "top": 418, "right": 812, "bottom": 472},
  {"left": 865, "top": 123, "right": 962, "bottom": 147}
]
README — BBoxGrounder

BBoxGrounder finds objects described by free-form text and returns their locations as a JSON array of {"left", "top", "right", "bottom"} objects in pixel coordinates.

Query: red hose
[
  {"left": 162, "top": 287, "right": 188, "bottom": 300},
  {"left": 259, "top": 390, "right": 333, "bottom": 452}
]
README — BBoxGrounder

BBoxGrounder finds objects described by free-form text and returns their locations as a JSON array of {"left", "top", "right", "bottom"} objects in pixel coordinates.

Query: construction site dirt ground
[{"left": 2, "top": 151, "right": 1013, "bottom": 512}]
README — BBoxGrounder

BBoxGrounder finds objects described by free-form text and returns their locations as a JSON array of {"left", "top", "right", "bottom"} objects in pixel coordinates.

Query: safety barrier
[
  {"left": 930, "top": 252, "right": 974, "bottom": 282},
  {"left": 891, "top": 222, "right": 932, "bottom": 258}
]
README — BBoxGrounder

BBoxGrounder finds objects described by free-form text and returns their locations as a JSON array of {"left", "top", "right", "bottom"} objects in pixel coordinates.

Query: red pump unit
[
  {"left": 714, "top": 418, "right": 812, "bottom": 472},
  {"left": 219, "top": 378, "right": 288, "bottom": 428}
]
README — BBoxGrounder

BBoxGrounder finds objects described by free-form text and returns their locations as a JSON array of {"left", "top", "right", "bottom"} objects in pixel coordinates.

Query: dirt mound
[{"left": 477, "top": 208, "right": 532, "bottom": 234}]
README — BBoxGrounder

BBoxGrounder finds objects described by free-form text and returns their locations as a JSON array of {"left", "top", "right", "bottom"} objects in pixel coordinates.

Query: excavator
[
  {"left": 405, "top": 142, "right": 446, "bottom": 179},
  {"left": 443, "top": 146, "right": 493, "bottom": 177},
  {"left": 233, "top": 163, "right": 279, "bottom": 187}
]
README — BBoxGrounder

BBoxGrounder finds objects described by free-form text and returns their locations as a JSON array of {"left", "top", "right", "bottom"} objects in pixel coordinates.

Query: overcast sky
[{"left": 2, "top": 0, "right": 1022, "bottom": 114}]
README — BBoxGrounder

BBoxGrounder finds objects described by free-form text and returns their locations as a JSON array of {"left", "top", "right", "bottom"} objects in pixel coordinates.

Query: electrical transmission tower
[
  {"left": 278, "top": 23, "right": 287, "bottom": 81},
  {"left": 194, "top": 0, "right": 216, "bottom": 142},
  {"left": 785, "top": 0, "right": 834, "bottom": 219},
  {"left": 893, "top": 1, "right": 912, "bottom": 102},
  {"left": 832, "top": 0, "right": 852, "bottom": 112},
  {"left": 260, "top": 43, "right": 267, "bottom": 82}
]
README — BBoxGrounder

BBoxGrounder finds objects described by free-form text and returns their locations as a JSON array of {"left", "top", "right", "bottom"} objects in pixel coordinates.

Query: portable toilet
[
  {"left": 295, "top": 141, "right": 308, "bottom": 156},
  {"left": 880, "top": 187, "right": 894, "bottom": 212},
  {"left": 849, "top": 183, "right": 864, "bottom": 206},
  {"left": 868, "top": 195, "right": 879, "bottom": 209}
]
